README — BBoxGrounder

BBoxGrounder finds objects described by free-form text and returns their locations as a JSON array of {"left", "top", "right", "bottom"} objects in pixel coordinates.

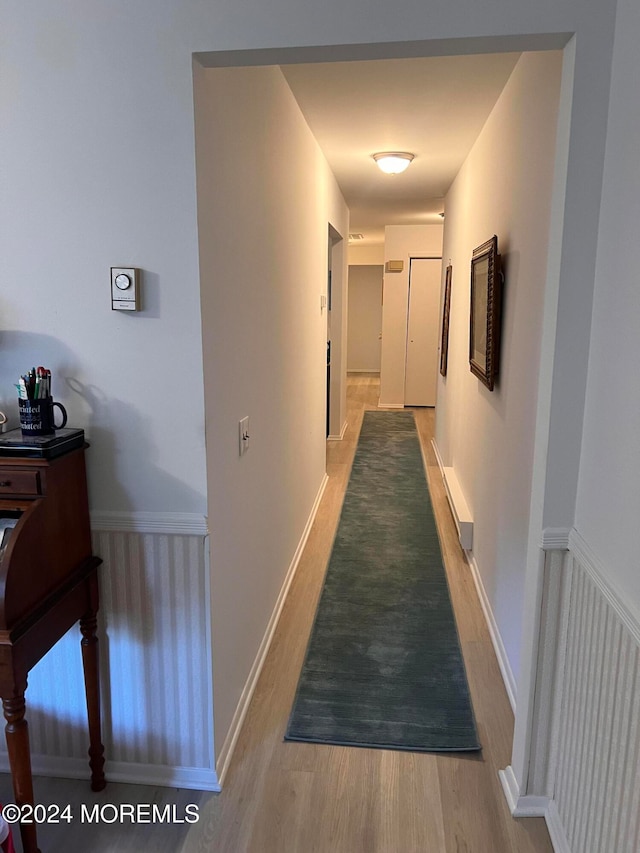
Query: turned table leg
[
  {"left": 3, "top": 688, "right": 41, "bottom": 853},
  {"left": 80, "top": 611, "right": 106, "bottom": 791}
]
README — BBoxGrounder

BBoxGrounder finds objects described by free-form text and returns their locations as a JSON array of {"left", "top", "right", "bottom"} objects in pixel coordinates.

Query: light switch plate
[
  {"left": 111, "top": 267, "right": 140, "bottom": 311},
  {"left": 239, "top": 416, "right": 250, "bottom": 455}
]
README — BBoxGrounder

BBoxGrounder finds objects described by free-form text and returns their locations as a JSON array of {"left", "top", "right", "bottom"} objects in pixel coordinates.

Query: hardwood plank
[
  {"left": 0, "top": 774, "right": 212, "bottom": 852},
  {"left": 0, "top": 376, "right": 552, "bottom": 852},
  {"left": 374, "top": 750, "right": 447, "bottom": 853},
  {"left": 182, "top": 377, "right": 551, "bottom": 853}
]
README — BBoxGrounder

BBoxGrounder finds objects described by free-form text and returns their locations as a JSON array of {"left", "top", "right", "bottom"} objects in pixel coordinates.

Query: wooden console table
[{"left": 0, "top": 442, "right": 105, "bottom": 853}]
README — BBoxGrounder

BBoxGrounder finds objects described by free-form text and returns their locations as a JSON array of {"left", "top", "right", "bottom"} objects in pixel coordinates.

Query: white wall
[
  {"left": 2, "top": 0, "right": 620, "bottom": 794},
  {"left": 575, "top": 0, "right": 640, "bottom": 616},
  {"left": 379, "top": 225, "right": 443, "bottom": 405},
  {"left": 347, "top": 265, "right": 383, "bottom": 372},
  {"left": 1, "top": 7, "right": 209, "bottom": 518},
  {"left": 348, "top": 244, "right": 385, "bottom": 265},
  {"left": 0, "top": 3, "right": 618, "bottom": 564},
  {"left": 435, "top": 52, "right": 563, "bottom": 684},
  {"left": 193, "top": 64, "right": 348, "bottom": 760}
]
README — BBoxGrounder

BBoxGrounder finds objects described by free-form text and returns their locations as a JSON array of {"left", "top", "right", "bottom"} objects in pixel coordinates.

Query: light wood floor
[
  {"left": 0, "top": 375, "right": 553, "bottom": 852},
  {"left": 181, "top": 374, "right": 552, "bottom": 853}
]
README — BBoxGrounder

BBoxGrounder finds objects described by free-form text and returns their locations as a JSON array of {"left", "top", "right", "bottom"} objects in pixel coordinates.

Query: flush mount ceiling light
[{"left": 372, "top": 152, "right": 415, "bottom": 175}]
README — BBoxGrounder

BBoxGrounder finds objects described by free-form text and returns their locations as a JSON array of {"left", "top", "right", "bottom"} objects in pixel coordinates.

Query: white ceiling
[{"left": 281, "top": 53, "right": 520, "bottom": 245}]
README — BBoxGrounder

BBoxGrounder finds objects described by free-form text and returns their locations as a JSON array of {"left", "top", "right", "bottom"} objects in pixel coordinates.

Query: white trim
[
  {"left": 0, "top": 754, "right": 221, "bottom": 793},
  {"left": 569, "top": 528, "right": 640, "bottom": 645},
  {"left": 203, "top": 535, "right": 218, "bottom": 789},
  {"left": 499, "top": 765, "right": 520, "bottom": 813},
  {"left": 430, "top": 437, "right": 446, "bottom": 474},
  {"left": 215, "top": 473, "right": 329, "bottom": 785},
  {"left": 499, "top": 765, "right": 549, "bottom": 817},
  {"left": 545, "top": 799, "right": 572, "bottom": 853},
  {"left": 377, "top": 401, "right": 404, "bottom": 409},
  {"left": 430, "top": 440, "right": 473, "bottom": 550},
  {"left": 466, "top": 551, "right": 517, "bottom": 712},
  {"left": 509, "top": 37, "right": 577, "bottom": 799},
  {"left": 327, "top": 419, "right": 348, "bottom": 441},
  {"left": 91, "top": 511, "right": 208, "bottom": 536},
  {"left": 430, "top": 438, "right": 514, "bottom": 709},
  {"left": 346, "top": 368, "right": 381, "bottom": 374},
  {"left": 541, "top": 527, "right": 571, "bottom": 550},
  {"left": 525, "top": 549, "right": 570, "bottom": 800},
  {"left": 442, "top": 468, "right": 473, "bottom": 550}
]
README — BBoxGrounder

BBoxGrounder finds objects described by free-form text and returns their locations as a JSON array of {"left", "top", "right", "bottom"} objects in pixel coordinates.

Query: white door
[{"left": 404, "top": 257, "right": 442, "bottom": 406}]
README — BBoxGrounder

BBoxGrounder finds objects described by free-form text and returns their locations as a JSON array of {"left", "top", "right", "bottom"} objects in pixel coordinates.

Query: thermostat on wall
[{"left": 111, "top": 267, "right": 140, "bottom": 311}]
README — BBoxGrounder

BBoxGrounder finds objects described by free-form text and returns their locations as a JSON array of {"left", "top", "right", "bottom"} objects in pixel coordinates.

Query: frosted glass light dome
[{"left": 373, "top": 152, "right": 414, "bottom": 174}]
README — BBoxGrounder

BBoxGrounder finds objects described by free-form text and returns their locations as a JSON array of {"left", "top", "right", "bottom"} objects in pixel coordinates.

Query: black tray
[{"left": 0, "top": 428, "right": 86, "bottom": 459}]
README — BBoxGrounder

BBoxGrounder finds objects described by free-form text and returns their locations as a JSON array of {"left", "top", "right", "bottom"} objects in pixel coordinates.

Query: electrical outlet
[{"left": 239, "top": 416, "right": 250, "bottom": 456}]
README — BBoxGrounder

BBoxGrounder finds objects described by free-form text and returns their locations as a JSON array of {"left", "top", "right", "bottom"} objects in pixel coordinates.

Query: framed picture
[
  {"left": 469, "top": 235, "right": 502, "bottom": 391},
  {"left": 439, "top": 264, "right": 453, "bottom": 377}
]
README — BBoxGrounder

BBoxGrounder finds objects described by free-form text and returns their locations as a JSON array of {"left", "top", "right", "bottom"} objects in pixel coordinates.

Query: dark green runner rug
[{"left": 285, "top": 410, "right": 480, "bottom": 752}]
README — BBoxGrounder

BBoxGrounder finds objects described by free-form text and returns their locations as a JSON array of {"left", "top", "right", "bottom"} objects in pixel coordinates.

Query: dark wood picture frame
[
  {"left": 439, "top": 264, "right": 453, "bottom": 377},
  {"left": 469, "top": 235, "right": 502, "bottom": 391}
]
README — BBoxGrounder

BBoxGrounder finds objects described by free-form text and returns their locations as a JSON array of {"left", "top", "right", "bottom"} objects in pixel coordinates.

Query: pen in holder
[{"left": 18, "top": 397, "right": 67, "bottom": 437}]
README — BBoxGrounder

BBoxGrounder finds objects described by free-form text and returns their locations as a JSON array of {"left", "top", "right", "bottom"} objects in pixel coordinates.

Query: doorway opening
[
  {"left": 327, "top": 224, "right": 345, "bottom": 443},
  {"left": 191, "top": 37, "right": 566, "bottom": 804}
]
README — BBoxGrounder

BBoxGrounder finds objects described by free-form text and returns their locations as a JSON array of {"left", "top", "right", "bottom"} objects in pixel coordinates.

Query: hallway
[{"left": 181, "top": 374, "right": 553, "bottom": 852}]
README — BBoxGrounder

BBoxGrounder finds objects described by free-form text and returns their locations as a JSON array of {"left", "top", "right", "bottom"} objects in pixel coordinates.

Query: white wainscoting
[
  {"left": 507, "top": 533, "right": 640, "bottom": 852},
  {"left": 0, "top": 521, "right": 219, "bottom": 792},
  {"left": 548, "top": 533, "right": 640, "bottom": 853}
]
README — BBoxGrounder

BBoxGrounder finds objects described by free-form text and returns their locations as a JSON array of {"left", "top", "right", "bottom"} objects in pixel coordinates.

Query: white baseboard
[
  {"left": 442, "top": 469, "right": 473, "bottom": 550},
  {"left": 499, "top": 766, "right": 549, "bottom": 817},
  {"left": 430, "top": 437, "right": 446, "bottom": 473},
  {"left": 0, "top": 754, "right": 221, "bottom": 793},
  {"left": 215, "top": 473, "right": 329, "bottom": 785},
  {"left": 430, "top": 439, "right": 514, "bottom": 709},
  {"left": 327, "top": 420, "right": 348, "bottom": 441},
  {"left": 466, "top": 551, "right": 517, "bottom": 712},
  {"left": 499, "top": 765, "right": 520, "bottom": 812},
  {"left": 429, "top": 440, "right": 473, "bottom": 549},
  {"left": 545, "top": 799, "right": 572, "bottom": 853},
  {"left": 377, "top": 401, "right": 404, "bottom": 409},
  {"left": 501, "top": 765, "right": 569, "bottom": 852},
  {"left": 347, "top": 369, "right": 380, "bottom": 374}
]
